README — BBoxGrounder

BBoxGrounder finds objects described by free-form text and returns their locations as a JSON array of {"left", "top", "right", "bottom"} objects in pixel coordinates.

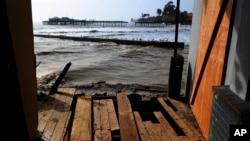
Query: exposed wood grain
[
  {"left": 117, "top": 93, "right": 140, "bottom": 141},
  {"left": 154, "top": 111, "right": 177, "bottom": 141},
  {"left": 106, "top": 99, "right": 120, "bottom": 131},
  {"left": 157, "top": 97, "right": 199, "bottom": 141},
  {"left": 153, "top": 123, "right": 173, "bottom": 141},
  {"left": 167, "top": 98, "right": 205, "bottom": 140},
  {"left": 133, "top": 111, "right": 152, "bottom": 141},
  {"left": 50, "top": 111, "right": 70, "bottom": 141},
  {"left": 70, "top": 95, "right": 92, "bottom": 141},
  {"left": 37, "top": 95, "right": 57, "bottom": 134},
  {"left": 100, "top": 99, "right": 112, "bottom": 140},
  {"left": 93, "top": 100, "right": 102, "bottom": 141},
  {"left": 190, "top": 0, "right": 234, "bottom": 140},
  {"left": 51, "top": 88, "right": 75, "bottom": 141},
  {"left": 144, "top": 121, "right": 162, "bottom": 141},
  {"left": 38, "top": 88, "right": 75, "bottom": 141}
]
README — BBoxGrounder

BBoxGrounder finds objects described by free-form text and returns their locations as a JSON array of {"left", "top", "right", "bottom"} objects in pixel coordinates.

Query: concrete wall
[
  {"left": 224, "top": 0, "right": 250, "bottom": 101},
  {"left": 185, "top": 0, "right": 203, "bottom": 100}
]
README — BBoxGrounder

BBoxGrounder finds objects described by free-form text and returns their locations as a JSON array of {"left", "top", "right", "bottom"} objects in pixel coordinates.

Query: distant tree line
[{"left": 136, "top": 1, "right": 192, "bottom": 25}]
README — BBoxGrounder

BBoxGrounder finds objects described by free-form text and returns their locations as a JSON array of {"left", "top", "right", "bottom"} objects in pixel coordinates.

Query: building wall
[
  {"left": 185, "top": 0, "right": 203, "bottom": 100},
  {"left": 224, "top": 0, "right": 250, "bottom": 101},
  {"left": 6, "top": 0, "right": 39, "bottom": 140}
]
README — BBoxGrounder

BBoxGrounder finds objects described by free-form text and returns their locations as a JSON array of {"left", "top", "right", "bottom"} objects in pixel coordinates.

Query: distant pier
[
  {"left": 135, "top": 22, "right": 166, "bottom": 27},
  {"left": 43, "top": 19, "right": 128, "bottom": 27}
]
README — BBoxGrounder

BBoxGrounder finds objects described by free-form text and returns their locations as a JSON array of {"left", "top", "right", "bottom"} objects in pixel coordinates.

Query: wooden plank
[
  {"left": 101, "top": 130, "right": 112, "bottom": 141},
  {"left": 144, "top": 121, "right": 162, "bottom": 141},
  {"left": 154, "top": 111, "right": 179, "bottom": 141},
  {"left": 70, "top": 95, "right": 92, "bottom": 141},
  {"left": 100, "top": 100, "right": 110, "bottom": 130},
  {"left": 100, "top": 99, "right": 112, "bottom": 140},
  {"left": 40, "top": 101, "right": 63, "bottom": 140},
  {"left": 79, "top": 120, "right": 92, "bottom": 141},
  {"left": 61, "top": 111, "right": 72, "bottom": 140},
  {"left": 41, "top": 109, "right": 60, "bottom": 141},
  {"left": 153, "top": 123, "right": 173, "bottom": 141},
  {"left": 106, "top": 99, "right": 120, "bottom": 131},
  {"left": 133, "top": 111, "right": 152, "bottom": 141},
  {"left": 94, "top": 130, "right": 102, "bottom": 141},
  {"left": 93, "top": 100, "right": 102, "bottom": 141},
  {"left": 39, "top": 88, "right": 75, "bottom": 141},
  {"left": 37, "top": 94, "right": 58, "bottom": 134},
  {"left": 117, "top": 93, "right": 140, "bottom": 141},
  {"left": 157, "top": 97, "right": 199, "bottom": 141},
  {"left": 50, "top": 111, "right": 70, "bottom": 141},
  {"left": 55, "top": 88, "right": 75, "bottom": 141},
  {"left": 94, "top": 99, "right": 116, "bottom": 141},
  {"left": 167, "top": 98, "right": 205, "bottom": 140},
  {"left": 117, "top": 93, "right": 133, "bottom": 113}
]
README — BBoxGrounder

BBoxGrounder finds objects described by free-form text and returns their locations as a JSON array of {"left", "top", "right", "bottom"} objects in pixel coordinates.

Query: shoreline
[{"left": 37, "top": 71, "right": 168, "bottom": 100}]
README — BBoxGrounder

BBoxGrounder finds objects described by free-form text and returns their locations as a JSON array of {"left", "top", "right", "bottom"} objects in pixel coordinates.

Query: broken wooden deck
[{"left": 37, "top": 88, "right": 205, "bottom": 141}]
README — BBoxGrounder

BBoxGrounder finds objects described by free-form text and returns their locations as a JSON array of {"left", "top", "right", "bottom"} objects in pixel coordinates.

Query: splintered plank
[
  {"left": 133, "top": 111, "right": 152, "bottom": 141},
  {"left": 157, "top": 97, "right": 199, "bottom": 141},
  {"left": 70, "top": 95, "right": 92, "bottom": 141},
  {"left": 39, "top": 88, "right": 75, "bottom": 141},
  {"left": 117, "top": 93, "right": 140, "bottom": 141},
  {"left": 106, "top": 99, "right": 120, "bottom": 131}
]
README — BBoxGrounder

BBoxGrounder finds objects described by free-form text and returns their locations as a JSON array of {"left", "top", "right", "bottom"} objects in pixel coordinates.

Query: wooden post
[{"left": 49, "top": 62, "right": 72, "bottom": 94}]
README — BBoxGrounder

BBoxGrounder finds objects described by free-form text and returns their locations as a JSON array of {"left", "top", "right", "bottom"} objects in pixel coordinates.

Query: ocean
[{"left": 33, "top": 22, "right": 191, "bottom": 93}]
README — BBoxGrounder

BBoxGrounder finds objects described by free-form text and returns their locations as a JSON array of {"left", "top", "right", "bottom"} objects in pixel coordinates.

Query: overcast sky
[{"left": 31, "top": 0, "right": 194, "bottom": 22}]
